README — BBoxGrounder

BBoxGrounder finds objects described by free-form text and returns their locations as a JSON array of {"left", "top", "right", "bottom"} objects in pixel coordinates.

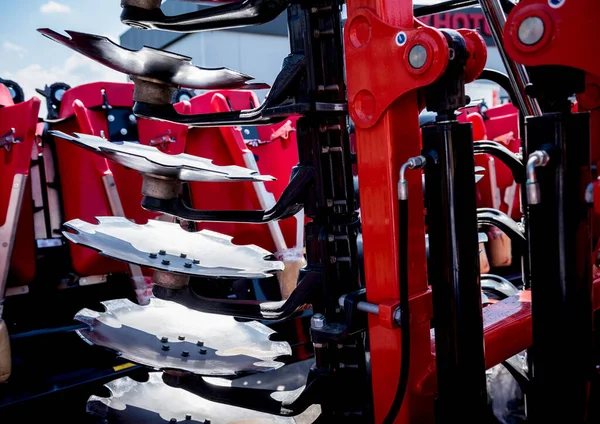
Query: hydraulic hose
[{"left": 383, "top": 157, "right": 425, "bottom": 423}]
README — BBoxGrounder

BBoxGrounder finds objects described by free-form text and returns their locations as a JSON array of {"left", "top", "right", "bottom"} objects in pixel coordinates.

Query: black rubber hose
[
  {"left": 478, "top": 69, "right": 518, "bottom": 107},
  {"left": 382, "top": 198, "right": 411, "bottom": 424}
]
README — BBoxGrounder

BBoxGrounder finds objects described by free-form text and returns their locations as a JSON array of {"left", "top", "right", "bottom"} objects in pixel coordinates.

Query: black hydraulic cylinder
[
  {"left": 525, "top": 112, "right": 594, "bottom": 424},
  {"left": 422, "top": 121, "right": 488, "bottom": 422}
]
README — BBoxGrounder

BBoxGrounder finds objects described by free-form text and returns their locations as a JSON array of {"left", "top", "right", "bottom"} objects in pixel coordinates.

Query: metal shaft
[{"left": 478, "top": 0, "right": 542, "bottom": 118}]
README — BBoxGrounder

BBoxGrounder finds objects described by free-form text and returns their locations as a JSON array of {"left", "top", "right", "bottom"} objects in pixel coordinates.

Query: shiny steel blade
[
  {"left": 87, "top": 373, "right": 320, "bottom": 423},
  {"left": 50, "top": 131, "right": 274, "bottom": 182},
  {"left": 37, "top": 29, "right": 263, "bottom": 90},
  {"left": 63, "top": 217, "right": 283, "bottom": 279},
  {"left": 76, "top": 298, "right": 291, "bottom": 376}
]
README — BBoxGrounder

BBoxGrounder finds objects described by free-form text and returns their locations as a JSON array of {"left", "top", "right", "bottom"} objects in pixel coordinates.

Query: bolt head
[
  {"left": 107, "top": 115, "right": 115, "bottom": 122},
  {"left": 311, "top": 313, "right": 325, "bottom": 329},
  {"left": 180, "top": 253, "right": 187, "bottom": 258},
  {"left": 518, "top": 16, "right": 545, "bottom": 46},
  {"left": 182, "top": 350, "right": 190, "bottom": 357},
  {"left": 196, "top": 340, "right": 204, "bottom": 346},
  {"left": 160, "top": 336, "right": 168, "bottom": 343},
  {"left": 184, "top": 262, "right": 192, "bottom": 268},
  {"left": 178, "top": 335, "right": 185, "bottom": 341},
  {"left": 185, "top": 415, "right": 192, "bottom": 421},
  {"left": 162, "top": 259, "right": 170, "bottom": 265},
  {"left": 199, "top": 347, "right": 207, "bottom": 354},
  {"left": 193, "top": 259, "right": 200, "bottom": 264},
  {"left": 408, "top": 44, "right": 428, "bottom": 69},
  {"left": 162, "top": 344, "right": 170, "bottom": 351},
  {"left": 120, "top": 128, "right": 128, "bottom": 136},
  {"left": 149, "top": 253, "right": 157, "bottom": 258},
  {"left": 129, "top": 114, "right": 137, "bottom": 123}
]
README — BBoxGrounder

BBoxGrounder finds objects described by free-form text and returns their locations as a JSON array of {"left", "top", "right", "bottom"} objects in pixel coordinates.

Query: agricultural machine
[{"left": 0, "top": 0, "right": 599, "bottom": 422}]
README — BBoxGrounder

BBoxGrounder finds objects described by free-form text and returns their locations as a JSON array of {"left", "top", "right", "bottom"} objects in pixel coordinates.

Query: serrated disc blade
[
  {"left": 87, "top": 373, "right": 319, "bottom": 423},
  {"left": 76, "top": 298, "right": 291, "bottom": 376},
  {"left": 50, "top": 131, "right": 274, "bottom": 182},
  {"left": 37, "top": 29, "right": 263, "bottom": 90},
  {"left": 63, "top": 217, "right": 283, "bottom": 279}
]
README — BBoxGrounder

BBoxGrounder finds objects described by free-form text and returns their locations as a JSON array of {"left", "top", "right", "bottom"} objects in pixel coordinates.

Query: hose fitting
[
  {"left": 399, "top": 155, "right": 427, "bottom": 200},
  {"left": 525, "top": 150, "right": 550, "bottom": 205}
]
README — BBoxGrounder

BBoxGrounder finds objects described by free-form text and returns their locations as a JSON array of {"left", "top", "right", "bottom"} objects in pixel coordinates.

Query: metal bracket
[
  {"left": 162, "top": 359, "right": 318, "bottom": 416},
  {"left": 142, "top": 164, "right": 313, "bottom": 223},
  {"left": 0, "top": 129, "right": 22, "bottom": 152},
  {"left": 121, "top": 0, "right": 290, "bottom": 33},
  {"left": 153, "top": 270, "right": 320, "bottom": 321}
]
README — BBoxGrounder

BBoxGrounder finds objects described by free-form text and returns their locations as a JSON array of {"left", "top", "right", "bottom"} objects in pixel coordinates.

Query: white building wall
[{"left": 168, "top": 31, "right": 290, "bottom": 100}]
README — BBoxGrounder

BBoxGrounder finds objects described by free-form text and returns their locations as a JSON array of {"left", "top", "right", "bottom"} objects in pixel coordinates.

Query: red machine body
[{"left": 345, "top": 2, "right": 532, "bottom": 422}]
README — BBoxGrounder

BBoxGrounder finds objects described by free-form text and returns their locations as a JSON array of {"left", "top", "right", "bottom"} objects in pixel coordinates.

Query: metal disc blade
[
  {"left": 37, "top": 29, "right": 258, "bottom": 90},
  {"left": 63, "top": 217, "right": 283, "bottom": 279},
  {"left": 50, "top": 131, "right": 274, "bottom": 182},
  {"left": 87, "top": 373, "right": 320, "bottom": 423},
  {"left": 76, "top": 298, "right": 291, "bottom": 376}
]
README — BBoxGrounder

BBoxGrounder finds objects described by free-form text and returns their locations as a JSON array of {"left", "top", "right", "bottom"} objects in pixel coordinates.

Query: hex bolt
[
  {"left": 182, "top": 350, "right": 190, "bottom": 357},
  {"left": 107, "top": 115, "right": 115, "bottom": 122},
  {"left": 518, "top": 16, "right": 545, "bottom": 46},
  {"left": 120, "top": 128, "right": 128, "bottom": 136},
  {"left": 178, "top": 335, "right": 185, "bottom": 341},
  {"left": 170, "top": 419, "right": 177, "bottom": 423},
  {"left": 185, "top": 415, "right": 192, "bottom": 421},
  {"left": 199, "top": 348, "right": 207, "bottom": 355},
  {"left": 149, "top": 253, "right": 157, "bottom": 258},
  {"left": 162, "top": 259, "right": 170, "bottom": 265},
  {"left": 161, "top": 336, "right": 168, "bottom": 343},
  {"left": 159, "top": 250, "right": 167, "bottom": 255},
  {"left": 193, "top": 259, "right": 200, "bottom": 264},
  {"left": 408, "top": 44, "right": 428, "bottom": 69},
  {"left": 184, "top": 262, "right": 192, "bottom": 268},
  {"left": 162, "top": 344, "right": 170, "bottom": 351},
  {"left": 180, "top": 253, "right": 187, "bottom": 258},
  {"left": 129, "top": 114, "right": 137, "bottom": 123},
  {"left": 196, "top": 341, "right": 204, "bottom": 346},
  {"left": 311, "top": 313, "right": 325, "bottom": 329},
  {"left": 205, "top": 419, "right": 211, "bottom": 424}
]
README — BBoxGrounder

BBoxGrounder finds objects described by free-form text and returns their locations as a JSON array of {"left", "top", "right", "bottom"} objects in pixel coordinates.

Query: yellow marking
[{"left": 113, "top": 362, "right": 135, "bottom": 372}]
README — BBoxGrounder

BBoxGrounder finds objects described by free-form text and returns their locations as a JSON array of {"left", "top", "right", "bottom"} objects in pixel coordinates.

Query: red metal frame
[{"left": 344, "top": 2, "right": 534, "bottom": 422}]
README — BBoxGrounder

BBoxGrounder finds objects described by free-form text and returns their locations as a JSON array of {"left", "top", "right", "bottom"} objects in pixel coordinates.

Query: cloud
[
  {"left": 3, "top": 41, "right": 26, "bottom": 58},
  {"left": 40, "top": 1, "right": 71, "bottom": 14},
  {"left": 4, "top": 53, "right": 124, "bottom": 116}
]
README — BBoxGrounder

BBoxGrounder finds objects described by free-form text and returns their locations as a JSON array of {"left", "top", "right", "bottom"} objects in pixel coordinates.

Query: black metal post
[
  {"left": 422, "top": 121, "right": 488, "bottom": 422},
  {"left": 525, "top": 111, "right": 594, "bottom": 424},
  {"left": 287, "top": 1, "right": 370, "bottom": 421}
]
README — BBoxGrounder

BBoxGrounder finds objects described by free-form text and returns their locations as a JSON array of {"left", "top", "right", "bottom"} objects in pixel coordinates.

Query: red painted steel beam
[{"left": 345, "top": 1, "right": 441, "bottom": 422}]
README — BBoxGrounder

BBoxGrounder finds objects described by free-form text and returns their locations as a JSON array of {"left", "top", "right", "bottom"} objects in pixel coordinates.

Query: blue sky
[{"left": 0, "top": 0, "right": 127, "bottom": 112}]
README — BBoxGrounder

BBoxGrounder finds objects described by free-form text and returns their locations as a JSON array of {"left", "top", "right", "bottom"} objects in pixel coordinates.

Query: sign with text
[{"left": 418, "top": 7, "right": 495, "bottom": 47}]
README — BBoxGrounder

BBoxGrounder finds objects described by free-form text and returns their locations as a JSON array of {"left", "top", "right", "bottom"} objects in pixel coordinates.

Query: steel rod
[{"left": 478, "top": 0, "right": 542, "bottom": 117}]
